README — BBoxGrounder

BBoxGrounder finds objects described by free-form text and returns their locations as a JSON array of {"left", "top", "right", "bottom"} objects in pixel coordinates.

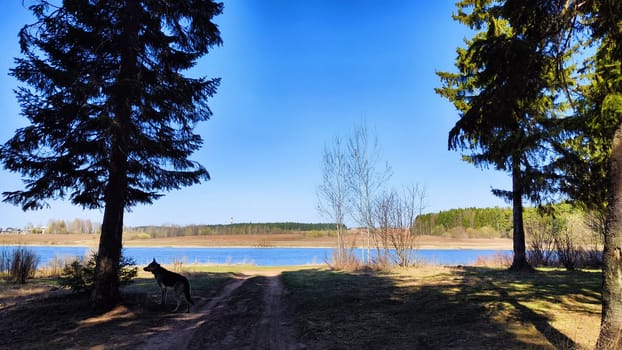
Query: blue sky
[{"left": 0, "top": 1, "right": 510, "bottom": 228}]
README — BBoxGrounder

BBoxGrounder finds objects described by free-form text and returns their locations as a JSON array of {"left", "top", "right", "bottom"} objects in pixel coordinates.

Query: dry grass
[
  {"left": 282, "top": 266, "right": 601, "bottom": 349},
  {"left": 473, "top": 251, "right": 514, "bottom": 267},
  {"left": 0, "top": 264, "right": 603, "bottom": 349}
]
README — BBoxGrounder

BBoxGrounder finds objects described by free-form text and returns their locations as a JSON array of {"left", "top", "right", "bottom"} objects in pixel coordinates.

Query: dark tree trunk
[
  {"left": 508, "top": 157, "right": 534, "bottom": 272},
  {"left": 91, "top": 193, "right": 124, "bottom": 308},
  {"left": 91, "top": 1, "right": 139, "bottom": 309},
  {"left": 91, "top": 93, "right": 129, "bottom": 308},
  {"left": 596, "top": 125, "right": 622, "bottom": 349}
]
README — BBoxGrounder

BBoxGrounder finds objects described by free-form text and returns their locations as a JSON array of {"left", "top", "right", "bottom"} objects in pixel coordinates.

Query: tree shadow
[
  {"left": 0, "top": 272, "right": 237, "bottom": 349},
  {"left": 282, "top": 267, "right": 601, "bottom": 349},
  {"left": 458, "top": 266, "right": 601, "bottom": 349}
]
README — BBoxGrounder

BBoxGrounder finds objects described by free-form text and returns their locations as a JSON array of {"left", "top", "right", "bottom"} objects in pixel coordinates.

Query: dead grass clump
[
  {"left": 38, "top": 255, "right": 79, "bottom": 278},
  {"left": 474, "top": 251, "right": 512, "bottom": 267},
  {"left": 327, "top": 247, "right": 361, "bottom": 271},
  {"left": 171, "top": 257, "right": 189, "bottom": 272}
]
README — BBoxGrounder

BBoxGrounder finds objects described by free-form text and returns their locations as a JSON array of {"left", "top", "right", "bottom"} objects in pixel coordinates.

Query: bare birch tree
[
  {"left": 372, "top": 189, "right": 395, "bottom": 265},
  {"left": 318, "top": 136, "right": 350, "bottom": 266},
  {"left": 346, "top": 123, "right": 392, "bottom": 264},
  {"left": 392, "top": 185, "right": 426, "bottom": 266}
]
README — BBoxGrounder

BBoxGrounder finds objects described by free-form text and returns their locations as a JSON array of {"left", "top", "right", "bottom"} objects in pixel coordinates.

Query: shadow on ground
[
  {"left": 282, "top": 267, "right": 601, "bottom": 349},
  {"left": 0, "top": 272, "right": 235, "bottom": 349}
]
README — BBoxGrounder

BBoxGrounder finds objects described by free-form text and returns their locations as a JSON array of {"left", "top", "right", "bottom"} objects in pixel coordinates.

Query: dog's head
[{"left": 143, "top": 258, "right": 161, "bottom": 273}]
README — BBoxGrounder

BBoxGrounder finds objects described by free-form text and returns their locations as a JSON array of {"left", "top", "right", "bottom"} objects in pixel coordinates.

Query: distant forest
[
  {"left": 27, "top": 205, "right": 597, "bottom": 243},
  {"left": 415, "top": 207, "right": 514, "bottom": 238},
  {"left": 414, "top": 204, "right": 597, "bottom": 242},
  {"left": 126, "top": 222, "right": 345, "bottom": 238}
]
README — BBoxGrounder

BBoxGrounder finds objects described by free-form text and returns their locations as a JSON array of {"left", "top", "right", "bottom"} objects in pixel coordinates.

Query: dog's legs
[{"left": 160, "top": 288, "right": 168, "bottom": 305}]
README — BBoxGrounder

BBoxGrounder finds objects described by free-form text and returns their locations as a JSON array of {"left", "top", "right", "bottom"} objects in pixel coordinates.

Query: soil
[{"left": 0, "top": 270, "right": 305, "bottom": 350}]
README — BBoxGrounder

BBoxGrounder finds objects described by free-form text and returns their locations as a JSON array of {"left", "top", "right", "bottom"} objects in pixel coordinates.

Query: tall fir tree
[
  {"left": 1, "top": 0, "right": 223, "bottom": 308},
  {"left": 436, "top": 0, "right": 566, "bottom": 271}
]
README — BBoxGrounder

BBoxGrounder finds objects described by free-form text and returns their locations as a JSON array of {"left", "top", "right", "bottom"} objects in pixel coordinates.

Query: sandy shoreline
[{"left": 0, "top": 233, "right": 513, "bottom": 250}]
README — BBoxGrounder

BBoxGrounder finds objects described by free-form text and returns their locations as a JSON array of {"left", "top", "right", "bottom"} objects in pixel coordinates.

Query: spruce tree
[
  {"left": 436, "top": 0, "right": 566, "bottom": 271},
  {"left": 1, "top": 0, "right": 223, "bottom": 308}
]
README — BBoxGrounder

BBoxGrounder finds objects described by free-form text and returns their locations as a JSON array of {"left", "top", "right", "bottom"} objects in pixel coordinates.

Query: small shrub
[
  {"left": 0, "top": 249, "right": 10, "bottom": 279},
  {"left": 555, "top": 232, "right": 579, "bottom": 271},
  {"left": 581, "top": 249, "right": 603, "bottom": 268},
  {"left": 59, "top": 251, "right": 138, "bottom": 293},
  {"left": 443, "top": 227, "right": 469, "bottom": 239},
  {"left": 4, "top": 247, "right": 40, "bottom": 284},
  {"left": 328, "top": 247, "right": 361, "bottom": 271},
  {"left": 528, "top": 230, "right": 555, "bottom": 267},
  {"left": 304, "top": 230, "right": 332, "bottom": 238},
  {"left": 370, "top": 254, "right": 392, "bottom": 270},
  {"left": 134, "top": 232, "right": 151, "bottom": 240},
  {"left": 60, "top": 259, "right": 89, "bottom": 292}
]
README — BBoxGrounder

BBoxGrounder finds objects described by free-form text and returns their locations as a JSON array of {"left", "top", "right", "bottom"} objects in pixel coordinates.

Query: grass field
[
  {"left": 282, "top": 267, "right": 602, "bottom": 349},
  {"left": 0, "top": 264, "right": 603, "bottom": 349}
]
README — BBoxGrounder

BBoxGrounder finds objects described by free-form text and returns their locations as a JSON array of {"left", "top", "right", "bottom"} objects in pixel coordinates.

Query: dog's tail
[{"left": 185, "top": 279, "right": 194, "bottom": 305}]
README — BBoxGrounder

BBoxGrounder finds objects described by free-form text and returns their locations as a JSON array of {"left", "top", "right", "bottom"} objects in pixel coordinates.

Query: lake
[{"left": 1, "top": 246, "right": 511, "bottom": 266}]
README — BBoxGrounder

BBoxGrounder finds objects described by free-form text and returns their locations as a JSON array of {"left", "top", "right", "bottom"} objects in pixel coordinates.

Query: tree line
[
  {"left": 26, "top": 219, "right": 99, "bottom": 235},
  {"left": 415, "top": 204, "right": 601, "bottom": 252},
  {"left": 415, "top": 207, "right": 513, "bottom": 237},
  {"left": 126, "top": 222, "right": 344, "bottom": 238}
]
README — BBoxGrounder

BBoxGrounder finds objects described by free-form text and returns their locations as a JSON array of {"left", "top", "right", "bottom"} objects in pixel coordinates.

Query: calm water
[{"left": 1, "top": 245, "right": 510, "bottom": 266}]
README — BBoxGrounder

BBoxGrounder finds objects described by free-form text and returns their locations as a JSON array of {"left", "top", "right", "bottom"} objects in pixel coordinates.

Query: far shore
[{"left": 0, "top": 232, "right": 513, "bottom": 250}]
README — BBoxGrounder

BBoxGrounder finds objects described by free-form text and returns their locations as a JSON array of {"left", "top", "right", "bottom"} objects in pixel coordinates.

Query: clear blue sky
[{"left": 0, "top": 1, "right": 510, "bottom": 229}]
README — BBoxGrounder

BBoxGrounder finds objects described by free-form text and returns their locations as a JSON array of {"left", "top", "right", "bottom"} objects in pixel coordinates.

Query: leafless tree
[
  {"left": 346, "top": 122, "right": 391, "bottom": 264},
  {"left": 317, "top": 136, "right": 350, "bottom": 267},
  {"left": 372, "top": 190, "right": 396, "bottom": 265},
  {"left": 373, "top": 185, "right": 426, "bottom": 267}
]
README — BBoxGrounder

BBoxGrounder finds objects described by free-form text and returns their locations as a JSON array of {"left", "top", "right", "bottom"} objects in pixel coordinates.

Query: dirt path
[
  {"left": 252, "top": 274, "right": 300, "bottom": 349},
  {"left": 139, "top": 272, "right": 303, "bottom": 350}
]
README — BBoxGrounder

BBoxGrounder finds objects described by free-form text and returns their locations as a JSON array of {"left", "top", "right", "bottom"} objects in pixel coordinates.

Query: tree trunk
[
  {"left": 91, "top": 1, "right": 139, "bottom": 309},
  {"left": 91, "top": 194, "right": 124, "bottom": 309},
  {"left": 508, "top": 157, "right": 534, "bottom": 272},
  {"left": 596, "top": 124, "right": 622, "bottom": 349},
  {"left": 91, "top": 96, "right": 130, "bottom": 309}
]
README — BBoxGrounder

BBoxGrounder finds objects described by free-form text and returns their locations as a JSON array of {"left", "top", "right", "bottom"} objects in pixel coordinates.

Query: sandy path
[
  {"left": 139, "top": 271, "right": 303, "bottom": 350},
  {"left": 252, "top": 275, "right": 301, "bottom": 349}
]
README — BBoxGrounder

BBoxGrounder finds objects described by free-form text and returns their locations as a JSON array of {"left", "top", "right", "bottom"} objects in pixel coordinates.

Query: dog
[{"left": 143, "top": 258, "right": 194, "bottom": 312}]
